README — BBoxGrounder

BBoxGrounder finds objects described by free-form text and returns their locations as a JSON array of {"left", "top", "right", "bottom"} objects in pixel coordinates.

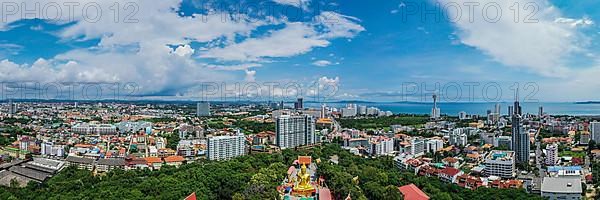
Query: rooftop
[
  {"left": 97, "top": 158, "right": 126, "bottom": 166},
  {"left": 541, "top": 177, "right": 582, "bottom": 194},
  {"left": 65, "top": 156, "right": 95, "bottom": 164},
  {"left": 398, "top": 184, "right": 429, "bottom": 200}
]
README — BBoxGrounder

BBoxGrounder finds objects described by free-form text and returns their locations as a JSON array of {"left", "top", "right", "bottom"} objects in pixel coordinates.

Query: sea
[{"left": 305, "top": 102, "right": 600, "bottom": 116}]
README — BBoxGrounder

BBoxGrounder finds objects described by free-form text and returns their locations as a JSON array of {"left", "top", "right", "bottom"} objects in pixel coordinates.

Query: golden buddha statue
[{"left": 293, "top": 164, "right": 314, "bottom": 194}]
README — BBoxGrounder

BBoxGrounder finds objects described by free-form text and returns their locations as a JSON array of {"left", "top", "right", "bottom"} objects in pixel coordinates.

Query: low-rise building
[
  {"left": 65, "top": 156, "right": 95, "bottom": 170},
  {"left": 438, "top": 167, "right": 463, "bottom": 183},
  {"left": 541, "top": 177, "right": 582, "bottom": 200},
  {"left": 144, "top": 157, "right": 163, "bottom": 170},
  {"left": 164, "top": 156, "right": 185, "bottom": 167},
  {"left": 96, "top": 158, "right": 126, "bottom": 172},
  {"left": 483, "top": 150, "right": 515, "bottom": 179}
]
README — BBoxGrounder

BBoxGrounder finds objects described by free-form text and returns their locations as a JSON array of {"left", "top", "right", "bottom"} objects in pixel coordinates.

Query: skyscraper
[
  {"left": 276, "top": 115, "right": 315, "bottom": 149},
  {"left": 294, "top": 98, "right": 304, "bottom": 110},
  {"left": 511, "top": 90, "right": 529, "bottom": 164},
  {"left": 196, "top": 102, "right": 211, "bottom": 117},
  {"left": 8, "top": 99, "right": 16, "bottom": 114},
  {"left": 591, "top": 122, "right": 600, "bottom": 143},
  {"left": 495, "top": 103, "right": 501, "bottom": 115},
  {"left": 508, "top": 106, "right": 514, "bottom": 117},
  {"left": 430, "top": 94, "right": 440, "bottom": 119},
  {"left": 538, "top": 106, "right": 544, "bottom": 118}
]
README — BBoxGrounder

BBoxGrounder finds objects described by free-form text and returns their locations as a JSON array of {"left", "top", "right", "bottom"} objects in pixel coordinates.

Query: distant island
[{"left": 575, "top": 101, "right": 600, "bottom": 104}]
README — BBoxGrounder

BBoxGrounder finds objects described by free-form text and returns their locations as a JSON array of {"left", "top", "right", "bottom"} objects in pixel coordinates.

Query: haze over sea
[{"left": 306, "top": 102, "right": 600, "bottom": 116}]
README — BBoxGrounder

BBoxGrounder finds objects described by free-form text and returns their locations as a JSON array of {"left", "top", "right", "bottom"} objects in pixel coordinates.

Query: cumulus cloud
[
  {"left": 173, "top": 45, "right": 195, "bottom": 57},
  {"left": 0, "top": 0, "right": 364, "bottom": 98},
  {"left": 437, "top": 0, "right": 591, "bottom": 77},
  {"left": 201, "top": 12, "right": 364, "bottom": 62}
]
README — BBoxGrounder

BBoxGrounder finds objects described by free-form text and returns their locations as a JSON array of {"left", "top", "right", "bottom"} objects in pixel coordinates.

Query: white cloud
[
  {"left": 245, "top": 70, "right": 257, "bottom": 82},
  {"left": 438, "top": 0, "right": 590, "bottom": 77},
  {"left": 201, "top": 12, "right": 364, "bottom": 62},
  {"left": 271, "top": 0, "right": 310, "bottom": 10},
  {"left": 0, "top": 1, "right": 364, "bottom": 98},
  {"left": 555, "top": 17, "right": 594, "bottom": 28},
  {"left": 173, "top": 45, "right": 195, "bottom": 57},
  {"left": 201, "top": 23, "right": 329, "bottom": 61},
  {"left": 312, "top": 60, "right": 333, "bottom": 67}
]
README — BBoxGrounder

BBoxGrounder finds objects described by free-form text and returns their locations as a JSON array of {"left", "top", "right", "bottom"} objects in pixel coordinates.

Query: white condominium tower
[
  {"left": 207, "top": 132, "right": 246, "bottom": 161},
  {"left": 276, "top": 115, "right": 316, "bottom": 149}
]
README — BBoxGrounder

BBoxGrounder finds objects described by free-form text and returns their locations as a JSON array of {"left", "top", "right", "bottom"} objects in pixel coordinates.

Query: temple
[{"left": 278, "top": 156, "right": 332, "bottom": 200}]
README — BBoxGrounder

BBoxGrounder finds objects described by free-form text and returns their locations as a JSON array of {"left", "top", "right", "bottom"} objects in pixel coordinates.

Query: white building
[
  {"left": 41, "top": 142, "right": 65, "bottom": 158},
  {"left": 72, "top": 123, "right": 117, "bottom": 135},
  {"left": 410, "top": 138, "right": 425, "bottom": 157},
  {"left": 425, "top": 139, "right": 444, "bottom": 153},
  {"left": 341, "top": 104, "right": 357, "bottom": 117},
  {"left": 366, "top": 107, "right": 380, "bottom": 116},
  {"left": 207, "top": 132, "right": 246, "bottom": 161},
  {"left": 545, "top": 143, "right": 559, "bottom": 166},
  {"left": 541, "top": 177, "right": 582, "bottom": 200},
  {"left": 458, "top": 111, "right": 468, "bottom": 120},
  {"left": 483, "top": 150, "right": 515, "bottom": 179},
  {"left": 275, "top": 115, "right": 316, "bottom": 149},
  {"left": 449, "top": 129, "right": 467, "bottom": 147},
  {"left": 367, "top": 136, "right": 394, "bottom": 156},
  {"left": 358, "top": 105, "right": 367, "bottom": 115}
]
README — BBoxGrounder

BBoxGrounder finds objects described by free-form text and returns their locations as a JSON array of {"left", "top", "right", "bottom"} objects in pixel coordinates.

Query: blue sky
[{"left": 0, "top": 0, "right": 599, "bottom": 102}]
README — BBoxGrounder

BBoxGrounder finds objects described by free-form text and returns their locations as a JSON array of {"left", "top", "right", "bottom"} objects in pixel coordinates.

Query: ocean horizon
[{"left": 306, "top": 102, "right": 600, "bottom": 116}]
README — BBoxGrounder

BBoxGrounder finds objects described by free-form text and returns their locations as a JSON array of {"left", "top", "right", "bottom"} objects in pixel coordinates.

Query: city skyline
[{"left": 0, "top": 0, "right": 599, "bottom": 101}]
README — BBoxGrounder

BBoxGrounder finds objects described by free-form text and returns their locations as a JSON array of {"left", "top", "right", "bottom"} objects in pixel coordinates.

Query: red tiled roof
[
  {"left": 144, "top": 157, "right": 162, "bottom": 164},
  {"left": 184, "top": 192, "right": 197, "bottom": 200},
  {"left": 440, "top": 167, "right": 461, "bottom": 176},
  {"left": 164, "top": 156, "right": 185, "bottom": 163},
  {"left": 398, "top": 184, "right": 429, "bottom": 200}
]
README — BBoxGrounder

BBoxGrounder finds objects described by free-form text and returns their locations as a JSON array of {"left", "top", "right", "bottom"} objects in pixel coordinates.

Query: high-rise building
[
  {"left": 431, "top": 94, "right": 440, "bottom": 119},
  {"left": 591, "top": 122, "right": 600, "bottom": 143},
  {"left": 538, "top": 106, "right": 544, "bottom": 118},
  {"left": 367, "top": 136, "right": 394, "bottom": 156},
  {"left": 320, "top": 104, "right": 326, "bottom": 119},
  {"left": 508, "top": 106, "right": 513, "bottom": 117},
  {"left": 449, "top": 129, "right": 468, "bottom": 147},
  {"left": 425, "top": 139, "right": 444, "bottom": 153},
  {"left": 545, "top": 143, "right": 558, "bottom": 166},
  {"left": 366, "top": 107, "right": 380, "bottom": 115},
  {"left": 458, "top": 111, "right": 468, "bottom": 120},
  {"left": 341, "top": 104, "right": 357, "bottom": 117},
  {"left": 511, "top": 90, "right": 530, "bottom": 164},
  {"left": 294, "top": 98, "right": 303, "bottom": 110},
  {"left": 358, "top": 105, "right": 367, "bottom": 115},
  {"left": 207, "top": 132, "right": 246, "bottom": 161},
  {"left": 7, "top": 99, "right": 16, "bottom": 114},
  {"left": 410, "top": 138, "right": 425, "bottom": 157},
  {"left": 495, "top": 103, "right": 501, "bottom": 116},
  {"left": 196, "top": 102, "right": 211, "bottom": 117},
  {"left": 276, "top": 115, "right": 315, "bottom": 149}
]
